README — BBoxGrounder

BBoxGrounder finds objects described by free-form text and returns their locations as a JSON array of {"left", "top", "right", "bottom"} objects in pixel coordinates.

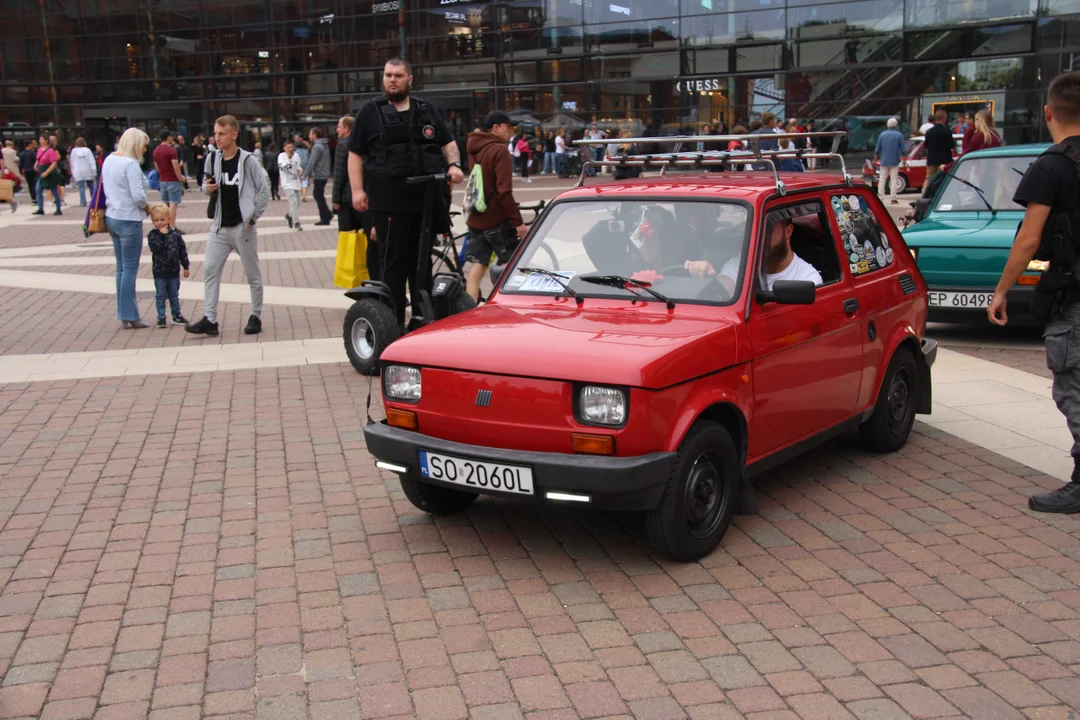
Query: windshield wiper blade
[
  {"left": 580, "top": 275, "right": 676, "bottom": 309},
  {"left": 517, "top": 267, "right": 584, "bottom": 305},
  {"left": 950, "top": 175, "right": 995, "bottom": 213}
]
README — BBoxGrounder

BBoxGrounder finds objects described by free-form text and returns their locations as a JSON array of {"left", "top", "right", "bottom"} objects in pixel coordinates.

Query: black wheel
[
  {"left": 645, "top": 421, "right": 740, "bottom": 562},
  {"left": 400, "top": 474, "right": 477, "bottom": 515},
  {"left": 343, "top": 298, "right": 400, "bottom": 376},
  {"left": 861, "top": 348, "right": 918, "bottom": 453}
]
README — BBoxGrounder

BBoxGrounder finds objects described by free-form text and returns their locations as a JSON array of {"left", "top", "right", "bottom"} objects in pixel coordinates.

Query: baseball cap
[{"left": 483, "top": 111, "right": 512, "bottom": 129}]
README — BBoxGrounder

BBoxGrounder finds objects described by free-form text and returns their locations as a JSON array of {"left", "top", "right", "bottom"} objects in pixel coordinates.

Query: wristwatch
[{"left": 448, "top": 162, "right": 463, "bottom": 171}]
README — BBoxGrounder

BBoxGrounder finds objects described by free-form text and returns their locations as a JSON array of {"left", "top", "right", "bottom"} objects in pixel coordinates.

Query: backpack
[
  {"left": 147, "top": 168, "right": 160, "bottom": 191},
  {"left": 463, "top": 162, "right": 487, "bottom": 218}
]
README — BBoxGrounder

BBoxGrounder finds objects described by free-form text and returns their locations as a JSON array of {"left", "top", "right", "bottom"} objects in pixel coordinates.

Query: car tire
[
  {"left": 861, "top": 348, "right": 918, "bottom": 453},
  {"left": 895, "top": 174, "right": 909, "bottom": 194},
  {"left": 645, "top": 421, "right": 739, "bottom": 562},
  {"left": 400, "top": 475, "right": 477, "bottom": 515},
  {"left": 344, "top": 299, "right": 400, "bottom": 376}
]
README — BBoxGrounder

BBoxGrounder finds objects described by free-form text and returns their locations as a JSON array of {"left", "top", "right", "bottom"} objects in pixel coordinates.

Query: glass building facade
[{"left": 1, "top": 0, "right": 1079, "bottom": 149}]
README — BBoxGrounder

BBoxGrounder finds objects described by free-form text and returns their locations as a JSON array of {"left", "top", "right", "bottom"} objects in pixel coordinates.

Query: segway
[{"left": 343, "top": 173, "right": 476, "bottom": 375}]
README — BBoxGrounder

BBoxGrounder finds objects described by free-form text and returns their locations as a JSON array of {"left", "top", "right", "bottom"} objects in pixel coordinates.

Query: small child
[{"left": 147, "top": 203, "right": 190, "bottom": 328}]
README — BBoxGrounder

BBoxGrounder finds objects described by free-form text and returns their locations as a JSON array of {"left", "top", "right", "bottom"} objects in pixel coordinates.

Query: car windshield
[
  {"left": 500, "top": 200, "right": 750, "bottom": 306},
  {"left": 934, "top": 155, "right": 1036, "bottom": 212}
]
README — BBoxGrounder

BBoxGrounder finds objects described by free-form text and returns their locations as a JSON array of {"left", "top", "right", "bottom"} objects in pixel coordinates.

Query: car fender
[
  {"left": 874, "top": 322, "right": 929, "bottom": 413},
  {"left": 662, "top": 365, "right": 752, "bottom": 457}
]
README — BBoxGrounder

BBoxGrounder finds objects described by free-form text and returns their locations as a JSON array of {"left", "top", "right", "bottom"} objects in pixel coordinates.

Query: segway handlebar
[{"left": 405, "top": 172, "right": 450, "bottom": 184}]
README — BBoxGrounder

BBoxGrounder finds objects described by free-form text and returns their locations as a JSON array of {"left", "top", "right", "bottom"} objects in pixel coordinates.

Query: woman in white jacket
[{"left": 69, "top": 137, "right": 98, "bottom": 206}]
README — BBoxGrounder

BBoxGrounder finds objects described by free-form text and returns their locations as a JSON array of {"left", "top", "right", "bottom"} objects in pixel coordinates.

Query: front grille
[
  {"left": 899, "top": 274, "right": 917, "bottom": 295},
  {"left": 475, "top": 390, "right": 492, "bottom": 407}
]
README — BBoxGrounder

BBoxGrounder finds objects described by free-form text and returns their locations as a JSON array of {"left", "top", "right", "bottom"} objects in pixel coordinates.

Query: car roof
[
  {"left": 959, "top": 143, "right": 1051, "bottom": 159},
  {"left": 556, "top": 172, "right": 857, "bottom": 201}
]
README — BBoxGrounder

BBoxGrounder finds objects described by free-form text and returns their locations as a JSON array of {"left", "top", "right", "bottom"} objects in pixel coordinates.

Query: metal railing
[{"left": 571, "top": 132, "right": 852, "bottom": 196}]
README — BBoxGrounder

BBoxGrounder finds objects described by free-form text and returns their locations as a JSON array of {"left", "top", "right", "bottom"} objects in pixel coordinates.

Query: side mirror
[
  {"left": 756, "top": 280, "right": 816, "bottom": 305},
  {"left": 913, "top": 198, "right": 931, "bottom": 221},
  {"left": 489, "top": 263, "right": 505, "bottom": 286}
]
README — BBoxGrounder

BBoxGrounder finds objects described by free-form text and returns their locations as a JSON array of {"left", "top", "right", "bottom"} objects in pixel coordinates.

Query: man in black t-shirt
[
  {"left": 348, "top": 57, "right": 465, "bottom": 327},
  {"left": 922, "top": 110, "right": 954, "bottom": 192},
  {"left": 989, "top": 71, "right": 1080, "bottom": 513}
]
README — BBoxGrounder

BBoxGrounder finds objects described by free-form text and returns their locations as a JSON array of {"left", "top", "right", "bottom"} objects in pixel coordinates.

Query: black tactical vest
[
  {"left": 365, "top": 98, "right": 447, "bottom": 178},
  {"left": 1031, "top": 140, "right": 1080, "bottom": 321}
]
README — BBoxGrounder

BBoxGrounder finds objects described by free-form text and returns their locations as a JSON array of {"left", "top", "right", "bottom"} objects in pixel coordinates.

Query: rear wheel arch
[{"left": 875, "top": 331, "right": 930, "bottom": 417}]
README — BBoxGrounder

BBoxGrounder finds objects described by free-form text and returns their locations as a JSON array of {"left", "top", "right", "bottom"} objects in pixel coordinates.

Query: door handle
[{"left": 843, "top": 298, "right": 859, "bottom": 315}]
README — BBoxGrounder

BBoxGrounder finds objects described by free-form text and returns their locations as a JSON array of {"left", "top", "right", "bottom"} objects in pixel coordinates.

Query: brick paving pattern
[
  {"left": 0, "top": 365, "right": 1078, "bottom": 719},
  {"left": 949, "top": 346, "right": 1051, "bottom": 380}
]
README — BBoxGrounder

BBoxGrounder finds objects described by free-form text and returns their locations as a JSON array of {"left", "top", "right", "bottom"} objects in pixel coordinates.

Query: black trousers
[
  {"left": 313, "top": 178, "right": 332, "bottom": 223},
  {"left": 23, "top": 169, "right": 37, "bottom": 202},
  {"left": 269, "top": 171, "right": 280, "bottom": 200},
  {"left": 371, "top": 211, "right": 429, "bottom": 327}
]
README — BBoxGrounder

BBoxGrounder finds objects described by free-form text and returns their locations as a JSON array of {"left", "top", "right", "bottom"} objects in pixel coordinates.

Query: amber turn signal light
[
  {"left": 1017, "top": 274, "right": 1040, "bottom": 286},
  {"left": 386, "top": 408, "right": 418, "bottom": 430},
  {"left": 571, "top": 433, "right": 615, "bottom": 455}
]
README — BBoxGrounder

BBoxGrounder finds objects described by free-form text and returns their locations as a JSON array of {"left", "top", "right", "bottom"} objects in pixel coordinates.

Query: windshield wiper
[
  {"left": 580, "top": 275, "right": 676, "bottom": 309},
  {"left": 949, "top": 175, "right": 995, "bottom": 213},
  {"left": 517, "top": 267, "right": 584, "bottom": 306}
]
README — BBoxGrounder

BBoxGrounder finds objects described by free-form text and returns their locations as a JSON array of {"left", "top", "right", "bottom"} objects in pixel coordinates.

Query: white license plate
[
  {"left": 928, "top": 291, "right": 993, "bottom": 309},
  {"left": 418, "top": 450, "right": 534, "bottom": 495}
]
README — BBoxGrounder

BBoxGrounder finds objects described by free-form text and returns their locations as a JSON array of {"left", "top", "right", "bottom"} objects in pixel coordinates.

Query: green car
[{"left": 902, "top": 144, "right": 1050, "bottom": 322}]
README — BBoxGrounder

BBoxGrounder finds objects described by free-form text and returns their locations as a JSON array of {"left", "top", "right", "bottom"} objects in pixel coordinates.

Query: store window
[
  {"left": 683, "top": 10, "right": 785, "bottom": 47},
  {"left": 793, "top": 34, "right": 902, "bottom": 69},
  {"left": 585, "top": 0, "right": 680, "bottom": 24},
  {"left": 734, "top": 43, "right": 784, "bottom": 71},
  {"left": 905, "top": 0, "right": 1038, "bottom": 29},
  {"left": 787, "top": 0, "right": 902, "bottom": 40}
]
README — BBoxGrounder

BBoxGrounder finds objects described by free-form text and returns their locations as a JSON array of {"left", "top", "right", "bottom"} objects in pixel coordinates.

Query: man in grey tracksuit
[
  {"left": 186, "top": 115, "right": 271, "bottom": 337},
  {"left": 304, "top": 127, "right": 333, "bottom": 225}
]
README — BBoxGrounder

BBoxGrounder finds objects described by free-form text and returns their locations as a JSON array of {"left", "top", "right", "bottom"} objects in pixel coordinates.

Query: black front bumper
[{"left": 364, "top": 422, "right": 675, "bottom": 511}]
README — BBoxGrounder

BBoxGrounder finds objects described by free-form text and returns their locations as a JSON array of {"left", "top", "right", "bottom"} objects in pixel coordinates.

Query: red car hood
[{"left": 381, "top": 303, "right": 742, "bottom": 389}]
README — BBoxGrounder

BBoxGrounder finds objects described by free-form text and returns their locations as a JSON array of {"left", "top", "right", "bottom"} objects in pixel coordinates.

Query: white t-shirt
[
  {"left": 278, "top": 152, "right": 303, "bottom": 191},
  {"left": 555, "top": 136, "right": 566, "bottom": 154},
  {"left": 919, "top": 122, "right": 934, "bottom": 135},
  {"left": 719, "top": 253, "right": 822, "bottom": 291}
]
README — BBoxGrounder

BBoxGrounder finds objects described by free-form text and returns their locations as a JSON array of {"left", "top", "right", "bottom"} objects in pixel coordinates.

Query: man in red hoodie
[{"left": 464, "top": 111, "right": 528, "bottom": 301}]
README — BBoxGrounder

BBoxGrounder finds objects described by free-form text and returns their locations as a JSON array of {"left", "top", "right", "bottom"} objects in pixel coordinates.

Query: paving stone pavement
[
  {"left": 1, "top": 184, "right": 1079, "bottom": 719},
  {"left": 0, "top": 366, "right": 1079, "bottom": 719}
]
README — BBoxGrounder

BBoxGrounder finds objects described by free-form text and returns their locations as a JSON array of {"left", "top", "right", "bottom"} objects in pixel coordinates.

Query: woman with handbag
[
  {"left": 101, "top": 128, "right": 152, "bottom": 329},
  {"left": 32, "top": 135, "right": 62, "bottom": 215}
]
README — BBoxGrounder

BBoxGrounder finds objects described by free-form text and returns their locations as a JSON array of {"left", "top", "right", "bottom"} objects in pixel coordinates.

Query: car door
[
  {"left": 746, "top": 195, "right": 864, "bottom": 459},
  {"left": 828, "top": 188, "right": 909, "bottom": 411}
]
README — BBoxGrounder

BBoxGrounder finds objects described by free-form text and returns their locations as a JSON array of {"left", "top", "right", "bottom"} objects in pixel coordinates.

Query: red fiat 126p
[{"left": 365, "top": 137, "right": 937, "bottom": 561}]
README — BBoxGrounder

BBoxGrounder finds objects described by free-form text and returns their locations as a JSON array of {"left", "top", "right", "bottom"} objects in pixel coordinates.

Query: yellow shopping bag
[{"left": 334, "top": 230, "right": 369, "bottom": 288}]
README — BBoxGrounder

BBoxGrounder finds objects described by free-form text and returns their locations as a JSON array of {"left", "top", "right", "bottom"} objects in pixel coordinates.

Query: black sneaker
[
  {"left": 314, "top": 221, "right": 331, "bottom": 226},
  {"left": 53, "top": 210, "right": 62, "bottom": 216},
  {"left": 286, "top": 214, "right": 293, "bottom": 229},
  {"left": 31, "top": 210, "right": 43, "bottom": 215},
  {"left": 244, "top": 315, "right": 262, "bottom": 335},
  {"left": 157, "top": 318, "right": 167, "bottom": 329},
  {"left": 185, "top": 316, "right": 219, "bottom": 336},
  {"left": 1029, "top": 480, "right": 1080, "bottom": 514},
  {"left": 173, "top": 314, "right": 188, "bottom": 325}
]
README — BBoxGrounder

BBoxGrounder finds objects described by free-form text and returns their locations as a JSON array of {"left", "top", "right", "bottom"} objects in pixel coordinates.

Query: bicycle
[{"left": 431, "top": 201, "right": 550, "bottom": 276}]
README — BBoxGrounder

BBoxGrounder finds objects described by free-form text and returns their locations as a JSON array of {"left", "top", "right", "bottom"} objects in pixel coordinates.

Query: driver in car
[
  {"left": 628, "top": 205, "right": 735, "bottom": 284},
  {"left": 706, "top": 216, "right": 822, "bottom": 293}
]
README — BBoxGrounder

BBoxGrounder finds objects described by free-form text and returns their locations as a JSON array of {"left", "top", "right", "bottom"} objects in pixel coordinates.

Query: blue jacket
[{"left": 875, "top": 129, "right": 905, "bottom": 167}]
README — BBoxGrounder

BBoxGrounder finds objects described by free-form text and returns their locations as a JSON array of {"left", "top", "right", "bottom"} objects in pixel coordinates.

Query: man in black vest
[
  {"left": 990, "top": 71, "right": 1080, "bottom": 513},
  {"left": 348, "top": 57, "right": 464, "bottom": 327}
]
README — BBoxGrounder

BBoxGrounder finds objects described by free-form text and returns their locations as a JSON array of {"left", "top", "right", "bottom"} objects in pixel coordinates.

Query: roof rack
[{"left": 571, "top": 132, "right": 851, "bottom": 195}]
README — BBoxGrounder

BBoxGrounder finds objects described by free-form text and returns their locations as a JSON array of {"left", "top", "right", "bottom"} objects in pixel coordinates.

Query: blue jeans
[
  {"left": 154, "top": 276, "right": 181, "bottom": 320},
  {"left": 76, "top": 180, "right": 94, "bottom": 206},
  {"left": 107, "top": 217, "right": 144, "bottom": 322},
  {"left": 542, "top": 153, "right": 555, "bottom": 174},
  {"left": 555, "top": 153, "right": 565, "bottom": 175},
  {"left": 36, "top": 179, "right": 61, "bottom": 213}
]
